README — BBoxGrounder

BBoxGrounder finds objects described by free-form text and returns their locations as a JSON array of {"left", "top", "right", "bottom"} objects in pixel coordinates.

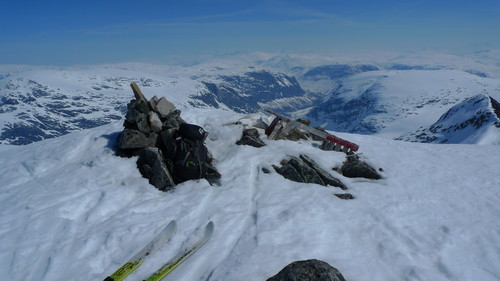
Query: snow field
[{"left": 0, "top": 108, "right": 499, "bottom": 281}]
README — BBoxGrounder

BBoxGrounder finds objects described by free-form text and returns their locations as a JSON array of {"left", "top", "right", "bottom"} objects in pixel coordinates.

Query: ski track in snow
[{"left": 203, "top": 162, "right": 262, "bottom": 281}]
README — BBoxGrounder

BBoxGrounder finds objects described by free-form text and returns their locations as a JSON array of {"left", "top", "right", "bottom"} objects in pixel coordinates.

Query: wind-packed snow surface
[{"left": 1, "top": 108, "right": 499, "bottom": 281}]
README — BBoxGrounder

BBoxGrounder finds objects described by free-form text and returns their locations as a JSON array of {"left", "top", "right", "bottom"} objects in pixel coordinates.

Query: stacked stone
[{"left": 117, "top": 83, "right": 184, "bottom": 191}]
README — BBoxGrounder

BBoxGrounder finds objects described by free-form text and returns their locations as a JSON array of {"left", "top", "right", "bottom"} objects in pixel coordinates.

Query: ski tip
[
  {"left": 163, "top": 219, "right": 177, "bottom": 236},
  {"left": 206, "top": 221, "right": 215, "bottom": 235},
  {"left": 168, "top": 219, "right": 177, "bottom": 229}
]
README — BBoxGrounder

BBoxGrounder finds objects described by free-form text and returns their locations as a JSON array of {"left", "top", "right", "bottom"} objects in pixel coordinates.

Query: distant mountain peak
[{"left": 396, "top": 94, "right": 500, "bottom": 144}]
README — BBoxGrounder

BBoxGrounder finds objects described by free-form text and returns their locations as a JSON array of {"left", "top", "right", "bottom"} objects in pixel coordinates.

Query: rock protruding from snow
[
  {"left": 273, "top": 155, "right": 347, "bottom": 189},
  {"left": 335, "top": 193, "right": 355, "bottom": 200},
  {"left": 289, "top": 156, "right": 325, "bottom": 185},
  {"left": 274, "top": 162, "right": 304, "bottom": 183},
  {"left": 267, "top": 259, "right": 347, "bottom": 281},
  {"left": 340, "top": 156, "right": 381, "bottom": 180},
  {"left": 300, "top": 154, "right": 347, "bottom": 190},
  {"left": 236, "top": 128, "right": 266, "bottom": 148}
]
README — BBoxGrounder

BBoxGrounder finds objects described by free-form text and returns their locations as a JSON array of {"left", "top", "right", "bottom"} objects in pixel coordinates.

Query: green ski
[
  {"left": 104, "top": 220, "right": 177, "bottom": 281},
  {"left": 144, "top": 221, "right": 214, "bottom": 281}
]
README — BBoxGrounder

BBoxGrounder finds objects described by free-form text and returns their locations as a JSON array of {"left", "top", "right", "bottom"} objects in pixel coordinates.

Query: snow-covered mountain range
[
  {"left": 0, "top": 65, "right": 315, "bottom": 145},
  {"left": 1, "top": 52, "right": 500, "bottom": 146},
  {"left": 306, "top": 70, "right": 500, "bottom": 144}
]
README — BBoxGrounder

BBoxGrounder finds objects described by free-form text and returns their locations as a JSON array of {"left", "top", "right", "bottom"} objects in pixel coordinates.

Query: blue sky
[{"left": 1, "top": 0, "right": 499, "bottom": 65}]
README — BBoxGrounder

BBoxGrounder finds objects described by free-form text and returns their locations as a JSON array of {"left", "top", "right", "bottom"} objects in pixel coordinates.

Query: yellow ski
[
  {"left": 103, "top": 220, "right": 177, "bottom": 281},
  {"left": 144, "top": 221, "right": 214, "bottom": 281}
]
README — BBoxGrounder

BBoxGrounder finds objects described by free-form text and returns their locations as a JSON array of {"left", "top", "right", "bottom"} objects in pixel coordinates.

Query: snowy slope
[
  {"left": 1, "top": 108, "right": 499, "bottom": 281},
  {"left": 397, "top": 94, "right": 500, "bottom": 144},
  {"left": 307, "top": 70, "right": 500, "bottom": 141}
]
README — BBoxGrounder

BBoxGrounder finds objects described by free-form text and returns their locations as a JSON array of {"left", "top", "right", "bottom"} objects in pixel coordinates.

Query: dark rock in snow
[
  {"left": 288, "top": 156, "right": 324, "bottom": 185},
  {"left": 273, "top": 163, "right": 304, "bottom": 183},
  {"left": 299, "top": 155, "right": 347, "bottom": 190},
  {"left": 335, "top": 193, "right": 355, "bottom": 200},
  {"left": 273, "top": 155, "right": 349, "bottom": 189},
  {"left": 340, "top": 156, "right": 381, "bottom": 180},
  {"left": 236, "top": 128, "right": 266, "bottom": 148},
  {"left": 267, "top": 259, "right": 347, "bottom": 281}
]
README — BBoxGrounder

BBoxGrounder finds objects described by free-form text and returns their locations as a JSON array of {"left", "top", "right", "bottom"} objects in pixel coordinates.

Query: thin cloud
[{"left": 49, "top": 9, "right": 353, "bottom": 36}]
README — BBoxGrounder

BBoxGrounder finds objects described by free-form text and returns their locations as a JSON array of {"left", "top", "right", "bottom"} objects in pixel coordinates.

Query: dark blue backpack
[{"left": 172, "top": 123, "right": 210, "bottom": 182}]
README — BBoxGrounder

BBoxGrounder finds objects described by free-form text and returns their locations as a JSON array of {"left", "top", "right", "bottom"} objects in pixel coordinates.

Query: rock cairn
[{"left": 117, "top": 83, "right": 186, "bottom": 191}]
